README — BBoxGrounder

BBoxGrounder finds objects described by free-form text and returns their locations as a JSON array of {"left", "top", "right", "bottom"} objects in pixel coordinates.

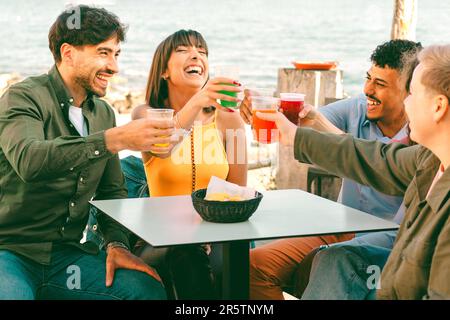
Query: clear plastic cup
[
  {"left": 146, "top": 108, "right": 174, "bottom": 152},
  {"left": 247, "top": 87, "right": 275, "bottom": 97},
  {"left": 251, "top": 96, "right": 279, "bottom": 144},
  {"left": 213, "top": 66, "right": 240, "bottom": 108},
  {"left": 147, "top": 108, "right": 174, "bottom": 120},
  {"left": 279, "top": 93, "right": 305, "bottom": 125}
]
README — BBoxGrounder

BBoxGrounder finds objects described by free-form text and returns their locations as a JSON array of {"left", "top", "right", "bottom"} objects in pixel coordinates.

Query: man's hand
[
  {"left": 239, "top": 89, "right": 252, "bottom": 125},
  {"left": 255, "top": 111, "right": 298, "bottom": 146},
  {"left": 298, "top": 104, "right": 318, "bottom": 126},
  {"left": 105, "top": 247, "right": 162, "bottom": 287},
  {"left": 298, "top": 105, "right": 344, "bottom": 134},
  {"left": 105, "top": 118, "right": 175, "bottom": 154}
]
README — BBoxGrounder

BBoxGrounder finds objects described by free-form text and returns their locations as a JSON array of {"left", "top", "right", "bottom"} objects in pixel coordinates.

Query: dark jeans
[
  {"left": 135, "top": 242, "right": 223, "bottom": 300},
  {"left": 0, "top": 244, "right": 166, "bottom": 300}
]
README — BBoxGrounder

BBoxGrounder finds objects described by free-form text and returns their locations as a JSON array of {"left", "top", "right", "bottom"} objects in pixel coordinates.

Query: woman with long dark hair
[{"left": 131, "top": 30, "right": 248, "bottom": 299}]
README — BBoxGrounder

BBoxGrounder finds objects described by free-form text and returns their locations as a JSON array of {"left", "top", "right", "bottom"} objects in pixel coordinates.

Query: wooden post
[
  {"left": 276, "top": 68, "right": 344, "bottom": 108},
  {"left": 275, "top": 68, "right": 343, "bottom": 197},
  {"left": 391, "top": 0, "right": 417, "bottom": 40}
]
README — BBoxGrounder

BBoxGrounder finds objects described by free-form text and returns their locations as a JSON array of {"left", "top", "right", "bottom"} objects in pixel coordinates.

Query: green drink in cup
[{"left": 214, "top": 66, "right": 240, "bottom": 108}]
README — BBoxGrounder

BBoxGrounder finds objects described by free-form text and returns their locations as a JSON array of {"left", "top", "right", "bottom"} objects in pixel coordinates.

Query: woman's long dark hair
[{"left": 145, "top": 30, "right": 209, "bottom": 109}]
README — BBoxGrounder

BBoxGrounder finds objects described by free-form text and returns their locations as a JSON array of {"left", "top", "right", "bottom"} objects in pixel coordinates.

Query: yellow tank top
[{"left": 144, "top": 110, "right": 229, "bottom": 197}]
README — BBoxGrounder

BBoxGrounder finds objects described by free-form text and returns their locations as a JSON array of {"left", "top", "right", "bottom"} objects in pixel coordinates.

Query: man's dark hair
[
  {"left": 48, "top": 5, "right": 127, "bottom": 63},
  {"left": 370, "top": 39, "right": 423, "bottom": 72}
]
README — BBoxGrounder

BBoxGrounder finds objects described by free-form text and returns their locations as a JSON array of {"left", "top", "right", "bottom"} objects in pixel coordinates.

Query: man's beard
[
  {"left": 365, "top": 94, "right": 382, "bottom": 122},
  {"left": 366, "top": 113, "right": 382, "bottom": 123},
  {"left": 74, "top": 73, "right": 106, "bottom": 97}
]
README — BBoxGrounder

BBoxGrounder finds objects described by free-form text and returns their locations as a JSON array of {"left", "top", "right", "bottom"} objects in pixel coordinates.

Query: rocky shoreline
[{"left": 0, "top": 72, "right": 144, "bottom": 114}]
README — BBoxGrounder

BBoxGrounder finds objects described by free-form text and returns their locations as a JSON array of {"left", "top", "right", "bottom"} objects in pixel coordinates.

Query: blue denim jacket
[{"left": 87, "top": 155, "right": 149, "bottom": 248}]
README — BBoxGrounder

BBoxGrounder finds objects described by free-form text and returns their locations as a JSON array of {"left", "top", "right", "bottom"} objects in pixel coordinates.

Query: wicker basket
[{"left": 191, "top": 189, "right": 263, "bottom": 223}]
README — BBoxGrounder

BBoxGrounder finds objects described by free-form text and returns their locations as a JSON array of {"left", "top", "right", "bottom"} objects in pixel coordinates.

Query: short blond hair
[{"left": 418, "top": 45, "right": 450, "bottom": 99}]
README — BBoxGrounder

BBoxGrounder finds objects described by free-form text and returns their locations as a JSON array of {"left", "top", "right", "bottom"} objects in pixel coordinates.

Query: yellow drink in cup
[{"left": 146, "top": 108, "right": 174, "bottom": 153}]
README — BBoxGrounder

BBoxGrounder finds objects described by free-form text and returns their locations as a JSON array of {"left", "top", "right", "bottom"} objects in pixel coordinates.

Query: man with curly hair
[
  {"left": 256, "top": 44, "right": 450, "bottom": 300},
  {"left": 248, "top": 39, "right": 422, "bottom": 300}
]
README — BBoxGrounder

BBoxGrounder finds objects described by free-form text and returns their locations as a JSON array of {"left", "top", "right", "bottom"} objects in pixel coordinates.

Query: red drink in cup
[
  {"left": 280, "top": 93, "right": 305, "bottom": 125},
  {"left": 251, "top": 96, "right": 279, "bottom": 144}
]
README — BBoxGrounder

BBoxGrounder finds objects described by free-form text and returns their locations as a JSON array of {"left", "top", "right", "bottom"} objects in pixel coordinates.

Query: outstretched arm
[{"left": 256, "top": 111, "right": 419, "bottom": 196}]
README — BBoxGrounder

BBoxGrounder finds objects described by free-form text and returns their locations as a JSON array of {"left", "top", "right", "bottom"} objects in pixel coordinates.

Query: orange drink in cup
[
  {"left": 146, "top": 108, "right": 174, "bottom": 153},
  {"left": 251, "top": 96, "right": 279, "bottom": 144}
]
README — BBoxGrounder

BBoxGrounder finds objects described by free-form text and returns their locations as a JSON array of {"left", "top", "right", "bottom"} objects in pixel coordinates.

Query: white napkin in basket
[{"left": 204, "top": 176, "right": 256, "bottom": 201}]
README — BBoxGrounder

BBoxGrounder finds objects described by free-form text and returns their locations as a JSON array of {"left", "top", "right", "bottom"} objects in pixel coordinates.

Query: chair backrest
[{"left": 86, "top": 155, "right": 149, "bottom": 248}]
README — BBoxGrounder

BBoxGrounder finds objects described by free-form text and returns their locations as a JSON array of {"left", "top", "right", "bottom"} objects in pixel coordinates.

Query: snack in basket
[{"left": 205, "top": 192, "right": 245, "bottom": 201}]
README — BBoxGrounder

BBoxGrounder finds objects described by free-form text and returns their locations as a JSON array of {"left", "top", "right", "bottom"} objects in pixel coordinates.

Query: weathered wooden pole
[{"left": 391, "top": 0, "right": 418, "bottom": 40}]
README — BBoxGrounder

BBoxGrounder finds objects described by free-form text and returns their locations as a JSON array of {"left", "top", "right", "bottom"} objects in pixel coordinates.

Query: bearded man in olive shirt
[
  {"left": 257, "top": 44, "right": 450, "bottom": 299},
  {"left": 0, "top": 6, "right": 176, "bottom": 299}
]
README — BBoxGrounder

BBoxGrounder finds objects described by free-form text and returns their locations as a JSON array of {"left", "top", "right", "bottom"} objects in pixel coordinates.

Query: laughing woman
[{"left": 131, "top": 30, "right": 247, "bottom": 299}]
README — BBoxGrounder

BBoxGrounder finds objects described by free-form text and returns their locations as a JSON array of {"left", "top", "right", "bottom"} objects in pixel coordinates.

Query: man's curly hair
[{"left": 370, "top": 39, "right": 423, "bottom": 71}]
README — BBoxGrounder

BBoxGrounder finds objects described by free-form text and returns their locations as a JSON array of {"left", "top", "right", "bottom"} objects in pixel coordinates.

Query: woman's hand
[
  {"left": 187, "top": 77, "right": 242, "bottom": 111},
  {"left": 255, "top": 111, "right": 298, "bottom": 146}
]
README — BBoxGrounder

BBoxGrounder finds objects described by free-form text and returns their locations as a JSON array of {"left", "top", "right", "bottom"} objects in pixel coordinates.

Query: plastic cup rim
[
  {"left": 246, "top": 87, "right": 275, "bottom": 96},
  {"left": 251, "top": 96, "right": 279, "bottom": 110},
  {"left": 147, "top": 108, "right": 174, "bottom": 119},
  {"left": 213, "top": 65, "right": 240, "bottom": 78},
  {"left": 280, "top": 92, "right": 306, "bottom": 101}
]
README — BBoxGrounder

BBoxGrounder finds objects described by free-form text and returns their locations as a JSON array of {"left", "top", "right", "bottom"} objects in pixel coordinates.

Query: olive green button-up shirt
[
  {"left": 0, "top": 66, "right": 130, "bottom": 265},
  {"left": 294, "top": 127, "right": 449, "bottom": 300}
]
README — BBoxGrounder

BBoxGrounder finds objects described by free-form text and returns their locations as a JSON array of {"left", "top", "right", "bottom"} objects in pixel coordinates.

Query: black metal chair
[{"left": 306, "top": 165, "right": 339, "bottom": 197}]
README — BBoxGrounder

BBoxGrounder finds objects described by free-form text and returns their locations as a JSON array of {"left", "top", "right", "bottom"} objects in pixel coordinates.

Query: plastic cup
[
  {"left": 146, "top": 108, "right": 174, "bottom": 152},
  {"left": 213, "top": 66, "right": 240, "bottom": 108},
  {"left": 247, "top": 87, "right": 275, "bottom": 97},
  {"left": 251, "top": 96, "right": 279, "bottom": 144},
  {"left": 280, "top": 93, "right": 305, "bottom": 125}
]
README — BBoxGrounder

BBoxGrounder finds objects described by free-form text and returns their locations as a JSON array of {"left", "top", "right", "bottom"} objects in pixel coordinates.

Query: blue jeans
[
  {"left": 87, "top": 155, "right": 149, "bottom": 249},
  {"left": 0, "top": 244, "right": 166, "bottom": 300},
  {"left": 301, "top": 231, "right": 397, "bottom": 300}
]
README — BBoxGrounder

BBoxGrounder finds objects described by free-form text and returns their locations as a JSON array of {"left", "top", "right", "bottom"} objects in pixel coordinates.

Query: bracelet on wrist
[
  {"left": 174, "top": 113, "right": 193, "bottom": 137},
  {"left": 106, "top": 241, "right": 129, "bottom": 253}
]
